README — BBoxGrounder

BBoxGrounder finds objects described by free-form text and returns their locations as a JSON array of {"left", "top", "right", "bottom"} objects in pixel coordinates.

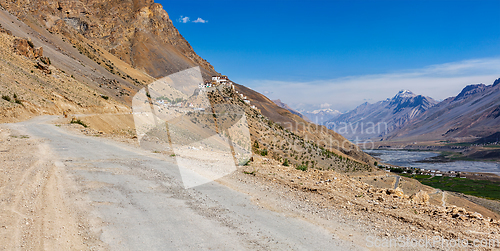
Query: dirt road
[{"left": 1, "top": 116, "right": 362, "bottom": 250}]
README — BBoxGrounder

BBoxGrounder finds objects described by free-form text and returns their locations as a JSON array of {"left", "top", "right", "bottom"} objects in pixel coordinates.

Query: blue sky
[{"left": 158, "top": 0, "right": 500, "bottom": 112}]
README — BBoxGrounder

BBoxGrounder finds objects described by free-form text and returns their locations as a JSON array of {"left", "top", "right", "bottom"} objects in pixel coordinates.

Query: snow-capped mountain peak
[
  {"left": 394, "top": 89, "right": 416, "bottom": 99},
  {"left": 310, "top": 108, "right": 342, "bottom": 115}
]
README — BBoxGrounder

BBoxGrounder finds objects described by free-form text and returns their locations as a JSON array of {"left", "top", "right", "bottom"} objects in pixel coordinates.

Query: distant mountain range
[
  {"left": 384, "top": 78, "right": 500, "bottom": 142},
  {"left": 272, "top": 100, "right": 343, "bottom": 124},
  {"left": 300, "top": 108, "right": 342, "bottom": 125},
  {"left": 324, "top": 90, "right": 438, "bottom": 140},
  {"left": 320, "top": 78, "right": 500, "bottom": 143}
]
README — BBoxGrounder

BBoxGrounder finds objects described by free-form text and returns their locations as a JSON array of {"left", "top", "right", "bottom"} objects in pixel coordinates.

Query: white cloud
[
  {"left": 320, "top": 103, "right": 331, "bottom": 109},
  {"left": 177, "top": 16, "right": 190, "bottom": 23},
  {"left": 177, "top": 16, "right": 208, "bottom": 24},
  {"left": 192, "top": 17, "right": 208, "bottom": 23},
  {"left": 247, "top": 57, "right": 500, "bottom": 112}
]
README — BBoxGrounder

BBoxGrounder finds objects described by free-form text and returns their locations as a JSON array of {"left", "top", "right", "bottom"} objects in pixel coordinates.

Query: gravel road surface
[{"left": 5, "top": 116, "right": 362, "bottom": 250}]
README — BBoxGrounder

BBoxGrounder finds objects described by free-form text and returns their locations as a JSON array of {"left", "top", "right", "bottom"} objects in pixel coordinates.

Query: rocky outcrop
[
  {"left": 13, "top": 38, "right": 43, "bottom": 59},
  {"left": 454, "top": 84, "right": 488, "bottom": 101},
  {"left": 0, "top": 24, "right": 11, "bottom": 35},
  {"left": 410, "top": 190, "right": 429, "bottom": 204},
  {"left": 386, "top": 187, "right": 405, "bottom": 197},
  {"left": 12, "top": 37, "right": 51, "bottom": 74},
  {"left": 272, "top": 99, "right": 309, "bottom": 121},
  {"left": 494, "top": 78, "right": 500, "bottom": 87}
]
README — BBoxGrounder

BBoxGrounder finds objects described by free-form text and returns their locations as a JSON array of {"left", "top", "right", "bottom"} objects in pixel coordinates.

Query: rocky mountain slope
[
  {"left": 0, "top": 0, "right": 217, "bottom": 79},
  {"left": 272, "top": 99, "right": 309, "bottom": 121},
  {"left": 0, "top": 0, "right": 376, "bottom": 171},
  {"left": 218, "top": 85, "right": 376, "bottom": 171},
  {"left": 0, "top": 12, "right": 130, "bottom": 123},
  {"left": 325, "top": 90, "right": 437, "bottom": 140},
  {"left": 385, "top": 78, "right": 500, "bottom": 142}
]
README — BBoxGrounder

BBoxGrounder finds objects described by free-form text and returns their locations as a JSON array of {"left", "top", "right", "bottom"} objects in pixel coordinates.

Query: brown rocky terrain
[
  {"left": 0, "top": 0, "right": 217, "bottom": 79},
  {"left": 0, "top": 27, "right": 128, "bottom": 123},
  {"left": 227, "top": 155, "right": 500, "bottom": 250}
]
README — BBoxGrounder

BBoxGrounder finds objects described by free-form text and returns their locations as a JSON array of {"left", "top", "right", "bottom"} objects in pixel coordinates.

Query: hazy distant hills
[
  {"left": 385, "top": 78, "right": 500, "bottom": 142},
  {"left": 325, "top": 90, "right": 438, "bottom": 140},
  {"left": 271, "top": 100, "right": 343, "bottom": 124},
  {"left": 301, "top": 108, "right": 342, "bottom": 125}
]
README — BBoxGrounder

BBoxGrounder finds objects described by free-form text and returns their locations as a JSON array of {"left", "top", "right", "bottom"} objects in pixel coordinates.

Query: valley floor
[{"left": 0, "top": 116, "right": 499, "bottom": 250}]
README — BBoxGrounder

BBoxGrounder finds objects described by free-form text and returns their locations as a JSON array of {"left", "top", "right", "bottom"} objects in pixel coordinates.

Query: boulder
[
  {"left": 386, "top": 187, "right": 404, "bottom": 197},
  {"left": 36, "top": 61, "right": 51, "bottom": 74},
  {"left": 409, "top": 190, "right": 429, "bottom": 203},
  {"left": 13, "top": 38, "right": 43, "bottom": 59}
]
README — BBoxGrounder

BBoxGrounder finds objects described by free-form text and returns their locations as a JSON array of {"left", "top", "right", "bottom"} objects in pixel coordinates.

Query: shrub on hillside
[
  {"left": 283, "top": 158, "right": 289, "bottom": 166},
  {"left": 2, "top": 95, "right": 11, "bottom": 102},
  {"left": 296, "top": 165, "right": 307, "bottom": 171},
  {"left": 70, "top": 118, "right": 88, "bottom": 128}
]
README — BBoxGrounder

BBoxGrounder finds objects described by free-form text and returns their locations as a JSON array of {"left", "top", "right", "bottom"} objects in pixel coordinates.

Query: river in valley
[{"left": 365, "top": 150, "right": 500, "bottom": 175}]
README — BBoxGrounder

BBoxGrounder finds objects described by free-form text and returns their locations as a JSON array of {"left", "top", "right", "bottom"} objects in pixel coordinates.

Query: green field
[
  {"left": 402, "top": 175, "right": 500, "bottom": 201},
  {"left": 484, "top": 145, "right": 500, "bottom": 148}
]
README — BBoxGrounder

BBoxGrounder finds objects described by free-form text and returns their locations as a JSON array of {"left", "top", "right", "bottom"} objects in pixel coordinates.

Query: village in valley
[{"left": 382, "top": 165, "right": 464, "bottom": 178}]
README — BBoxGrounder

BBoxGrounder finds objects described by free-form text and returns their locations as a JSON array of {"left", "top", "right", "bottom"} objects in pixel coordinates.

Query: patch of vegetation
[
  {"left": 283, "top": 158, "right": 289, "bottom": 166},
  {"left": 387, "top": 167, "right": 405, "bottom": 173},
  {"left": 260, "top": 148, "right": 268, "bottom": 156},
  {"left": 296, "top": 165, "right": 308, "bottom": 171},
  {"left": 253, "top": 140, "right": 259, "bottom": 149},
  {"left": 2, "top": 95, "right": 11, "bottom": 102},
  {"left": 407, "top": 175, "right": 500, "bottom": 201},
  {"left": 156, "top": 96, "right": 171, "bottom": 102},
  {"left": 240, "top": 159, "right": 251, "bottom": 166},
  {"left": 172, "top": 97, "right": 184, "bottom": 104},
  {"left": 445, "top": 142, "right": 473, "bottom": 147},
  {"left": 484, "top": 145, "right": 500, "bottom": 148},
  {"left": 70, "top": 119, "right": 88, "bottom": 128},
  {"left": 14, "top": 99, "right": 22, "bottom": 105},
  {"left": 101, "top": 95, "right": 109, "bottom": 100},
  {"left": 243, "top": 170, "right": 258, "bottom": 176},
  {"left": 10, "top": 135, "right": 29, "bottom": 139}
]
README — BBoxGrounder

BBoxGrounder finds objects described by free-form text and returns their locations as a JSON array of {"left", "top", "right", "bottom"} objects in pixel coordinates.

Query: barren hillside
[
  {"left": 0, "top": 0, "right": 217, "bottom": 79},
  {"left": 0, "top": 0, "right": 376, "bottom": 171}
]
